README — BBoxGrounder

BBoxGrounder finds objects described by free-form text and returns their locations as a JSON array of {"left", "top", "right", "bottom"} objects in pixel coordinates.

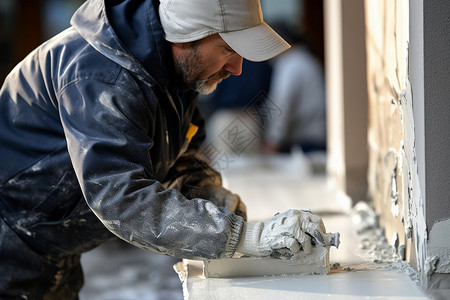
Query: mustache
[{"left": 208, "top": 70, "right": 232, "bottom": 81}]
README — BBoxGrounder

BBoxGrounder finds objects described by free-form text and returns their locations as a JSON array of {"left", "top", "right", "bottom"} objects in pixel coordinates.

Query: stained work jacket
[{"left": 0, "top": 0, "right": 243, "bottom": 260}]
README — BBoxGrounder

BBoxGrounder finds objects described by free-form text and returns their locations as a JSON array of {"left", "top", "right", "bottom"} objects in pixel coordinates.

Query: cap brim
[{"left": 219, "top": 22, "right": 291, "bottom": 62}]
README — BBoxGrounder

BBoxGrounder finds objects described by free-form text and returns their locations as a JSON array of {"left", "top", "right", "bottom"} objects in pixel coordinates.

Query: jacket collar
[{"left": 70, "top": 0, "right": 169, "bottom": 88}]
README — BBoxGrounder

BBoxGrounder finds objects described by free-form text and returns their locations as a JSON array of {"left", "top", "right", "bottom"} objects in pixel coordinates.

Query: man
[{"left": 0, "top": 0, "right": 327, "bottom": 298}]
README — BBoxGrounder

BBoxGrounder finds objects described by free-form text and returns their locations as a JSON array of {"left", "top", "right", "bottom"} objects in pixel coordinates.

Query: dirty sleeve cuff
[{"left": 223, "top": 213, "right": 245, "bottom": 258}]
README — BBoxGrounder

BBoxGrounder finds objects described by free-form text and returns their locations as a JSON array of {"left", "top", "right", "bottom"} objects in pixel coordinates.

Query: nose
[{"left": 224, "top": 54, "right": 243, "bottom": 76}]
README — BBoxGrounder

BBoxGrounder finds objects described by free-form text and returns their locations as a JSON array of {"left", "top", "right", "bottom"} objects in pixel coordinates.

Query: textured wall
[
  {"left": 412, "top": 0, "right": 450, "bottom": 286},
  {"left": 365, "top": 0, "right": 427, "bottom": 275},
  {"left": 420, "top": 0, "right": 450, "bottom": 232},
  {"left": 366, "top": 0, "right": 450, "bottom": 286}
]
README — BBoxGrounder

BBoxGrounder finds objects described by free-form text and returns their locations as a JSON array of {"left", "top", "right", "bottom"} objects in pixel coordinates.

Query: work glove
[
  {"left": 205, "top": 185, "right": 247, "bottom": 221},
  {"left": 182, "top": 184, "right": 247, "bottom": 220},
  {"left": 236, "top": 209, "right": 326, "bottom": 257}
]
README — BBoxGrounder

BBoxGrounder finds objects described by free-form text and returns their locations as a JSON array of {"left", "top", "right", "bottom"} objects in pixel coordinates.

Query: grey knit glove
[
  {"left": 181, "top": 184, "right": 247, "bottom": 221},
  {"left": 236, "top": 209, "right": 326, "bottom": 257}
]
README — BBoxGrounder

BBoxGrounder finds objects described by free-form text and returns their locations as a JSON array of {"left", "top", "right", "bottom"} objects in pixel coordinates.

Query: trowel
[{"left": 203, "top": 231, "right": 340, "bottom": 278}]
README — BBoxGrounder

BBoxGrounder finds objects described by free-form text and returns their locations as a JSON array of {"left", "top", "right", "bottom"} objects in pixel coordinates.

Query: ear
[
  {"left": 171, "top": 41, "right": 194, "bottom": 57},
  {"left": 171, "top": 42, "right": 190, "bottom": 49},
  {"left": 171, "top": 39, "right": 203, "bottom": 60},
  {"left": 171, "top": 41, "right": 198, "bottom": 50}
]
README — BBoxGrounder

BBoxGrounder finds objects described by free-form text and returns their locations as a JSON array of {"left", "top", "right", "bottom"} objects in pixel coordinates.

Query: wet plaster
[
  {"left": 426, "top": 218, "right": 450, "bottom": 275},
  {"left": 366, "top": 0, "right": 450, "bottom": 289}
]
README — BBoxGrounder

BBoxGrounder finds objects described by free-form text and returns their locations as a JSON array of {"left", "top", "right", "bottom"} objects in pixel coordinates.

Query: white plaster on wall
[
  {"left": 365, "top": 0, "right": 428, "bottom": 281},
  {"left": 399, "top": 77, "right": 427, "bottom": 280},
  {"left": 427, "top": 218, "right": 450, "bottom": 274}
]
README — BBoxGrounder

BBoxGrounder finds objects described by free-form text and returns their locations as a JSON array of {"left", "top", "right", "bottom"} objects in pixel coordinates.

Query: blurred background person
[{"left": 263, "top": 23, "right": 326, "bottom": 155}]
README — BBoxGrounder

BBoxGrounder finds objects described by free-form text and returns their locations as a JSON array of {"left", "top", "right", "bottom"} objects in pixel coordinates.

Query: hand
[
  {"left": 261, "top": 209, "right": 326, "bottom": 254},
  {"left": 236, "top": 209, "right": 326, "bottom": 257},
  {"left": 217, "top": 192, "right": 247, "bottom": 221},
  {"left": 185, "top": 184, "right": 247, "bottom": 221}
]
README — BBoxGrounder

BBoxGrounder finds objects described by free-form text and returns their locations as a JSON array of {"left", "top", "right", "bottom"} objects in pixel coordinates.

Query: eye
[{"left": 223, "top": 46, "right": 235, "bottom": 55}]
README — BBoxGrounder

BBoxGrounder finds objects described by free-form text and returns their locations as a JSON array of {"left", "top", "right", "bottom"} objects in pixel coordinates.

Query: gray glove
[
  {"left": 236, "top": 209, "right": 326, "bottom": 257},
  {"left": 182, "top": 184, "right": 247, "bottom": 220},
  {"left": 206, "top": 185, "right": 247, "bottom": 221}
]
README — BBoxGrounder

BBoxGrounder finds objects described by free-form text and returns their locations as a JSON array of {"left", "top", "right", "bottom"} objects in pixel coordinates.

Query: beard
[{"left": 173, "top": 44, "right": 231, "bottom": 94}]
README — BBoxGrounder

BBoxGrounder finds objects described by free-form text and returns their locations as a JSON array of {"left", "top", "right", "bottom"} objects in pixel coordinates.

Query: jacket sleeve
[
  {"left": 58, "top": 77, "right": 243, "bottom": 260},
  {"left": 162, "top": 106, "right": 248, "bottom": 220}
]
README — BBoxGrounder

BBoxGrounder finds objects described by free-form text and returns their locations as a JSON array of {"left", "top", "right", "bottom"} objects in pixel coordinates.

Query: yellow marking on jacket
[{"left": 186, "top": 123, "right": 198, "bottom": 143}]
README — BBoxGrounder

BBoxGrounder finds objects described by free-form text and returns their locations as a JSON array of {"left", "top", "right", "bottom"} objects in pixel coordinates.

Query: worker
[{"left": 0, "top": 0, "right": 327, "bottom": 298}]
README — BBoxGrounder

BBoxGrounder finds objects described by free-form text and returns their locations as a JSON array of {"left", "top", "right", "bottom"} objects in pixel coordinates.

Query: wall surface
[
  {"left": 365, "top": 0, "right": 425, "bottom": 273},
  {"left": 412, "top": 0, "right": 450, "bottom": 291},
  {"left": 365, "top": 0, "right": 450, "bottom": 289},
  {"left": 420, "top": 1, "right": 450, "bottom": 230}
]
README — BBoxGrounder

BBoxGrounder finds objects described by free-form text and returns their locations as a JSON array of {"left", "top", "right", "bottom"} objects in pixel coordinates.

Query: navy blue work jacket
[{"left": 0, "top": 0, "right": 243, "bottom": 260}]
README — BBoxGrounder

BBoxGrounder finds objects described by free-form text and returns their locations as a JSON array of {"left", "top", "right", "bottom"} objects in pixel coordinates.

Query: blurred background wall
[{"left": 0, "top": 0, "right": 84, "bottom": 83}]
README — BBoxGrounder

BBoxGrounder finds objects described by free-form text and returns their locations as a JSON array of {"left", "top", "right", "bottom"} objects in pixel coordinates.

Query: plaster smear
[
  {"left": 400, "top": 77, "right": 428, "bottom": 281},
  {"left": 352, "top": 202, "right": 420, "bottom": 285},
  {"left": 365, "top": 0, "right": 427, "bottom": 283},
  {"left": 426, "top": 218, "right": 450, "bottom": 274}
]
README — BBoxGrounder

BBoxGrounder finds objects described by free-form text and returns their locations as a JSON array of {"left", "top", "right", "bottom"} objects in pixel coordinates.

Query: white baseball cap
[{"left": 159, "top": 0, "right": 291, "bottom": 62}]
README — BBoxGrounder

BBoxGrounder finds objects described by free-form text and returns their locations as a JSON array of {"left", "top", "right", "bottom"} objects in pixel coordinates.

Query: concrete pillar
[
  {"left": 410, "top": 0, "right": 450, "bottom": 292},
  {"left": 324, "top": 0, "right": 368, "bottom": 205}
]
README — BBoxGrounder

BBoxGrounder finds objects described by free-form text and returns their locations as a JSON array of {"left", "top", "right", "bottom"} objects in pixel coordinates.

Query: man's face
[{"left": 172, "top": 34, "right": 243, "bottom": 94}]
